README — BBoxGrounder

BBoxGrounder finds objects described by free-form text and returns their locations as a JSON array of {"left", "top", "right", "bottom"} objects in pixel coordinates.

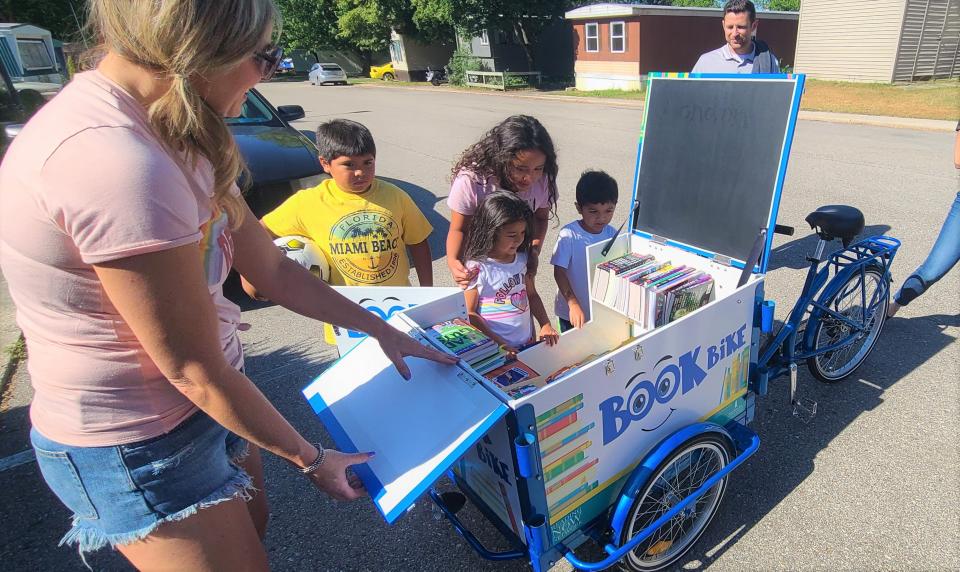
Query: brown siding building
[{"left": 565, "top": 4, "right": 799, "bottom": 91}]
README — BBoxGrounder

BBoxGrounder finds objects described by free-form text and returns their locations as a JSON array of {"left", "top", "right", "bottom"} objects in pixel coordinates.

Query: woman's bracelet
[{"left": 299, "top": 443, "right": 326, "bottom": 474}]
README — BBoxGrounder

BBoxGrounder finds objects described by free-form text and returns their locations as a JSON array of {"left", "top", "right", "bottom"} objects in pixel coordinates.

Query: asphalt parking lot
[{"left": 0, "top": 79, "right": 956, "bottom": 571}]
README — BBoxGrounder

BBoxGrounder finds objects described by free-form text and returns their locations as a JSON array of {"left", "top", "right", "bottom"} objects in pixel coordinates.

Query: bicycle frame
[{"left": 755, "top": 235, "right": 901, "bottom": 389}]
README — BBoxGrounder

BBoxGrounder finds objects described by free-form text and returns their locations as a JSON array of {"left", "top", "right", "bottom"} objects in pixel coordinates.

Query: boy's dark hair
[
  {"left": 451, "top": 115, "right": 559, "bottom": 220},
  {"left": 576, "top": 170, "right": 618, "bottom": 207},
  {"left": 464, "top": 191, "right": 534, "bottom": 262},
  {"left": 315, "top": 119, "right": 376, "bottom": 161},
  {"left": 723, "top": 0, "right": 757, "bottom": 21}
]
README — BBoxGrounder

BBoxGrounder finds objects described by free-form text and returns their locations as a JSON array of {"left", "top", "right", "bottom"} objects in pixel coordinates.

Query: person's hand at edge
[
  {"left": 371, "top": 321, "right": 459, "bottom": 380},
  {"left": 304, "top": 449, "right": 374, "bottom": 501}
]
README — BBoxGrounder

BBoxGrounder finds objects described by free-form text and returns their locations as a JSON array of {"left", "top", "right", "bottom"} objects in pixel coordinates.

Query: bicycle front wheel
[{"left": 806, "top": 265, "right": 889, "bottom": 383}]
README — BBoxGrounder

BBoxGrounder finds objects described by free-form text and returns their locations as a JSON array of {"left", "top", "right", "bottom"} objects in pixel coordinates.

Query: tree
[
  {"left": 275, "top": 0, "right": 345, "bottom": 57},
  {"left": 766, "top": 0, "right": 801, "bottom": 11},
  {"left": 411, "top": 0, "right": 570, "bottom": 70},
  {"left": 2, "top": 0, "right": 86, "bottom": 42}
]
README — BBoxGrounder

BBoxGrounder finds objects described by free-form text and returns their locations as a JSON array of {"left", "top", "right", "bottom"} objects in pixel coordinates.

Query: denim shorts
[{"left": 31, "top": 410, "right": 253, "bottom": 555}]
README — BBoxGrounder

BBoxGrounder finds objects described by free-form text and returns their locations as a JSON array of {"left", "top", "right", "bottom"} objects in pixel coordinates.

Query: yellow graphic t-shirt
[{"left": 262, "top": 178, "right": 433, "bottom": 343}]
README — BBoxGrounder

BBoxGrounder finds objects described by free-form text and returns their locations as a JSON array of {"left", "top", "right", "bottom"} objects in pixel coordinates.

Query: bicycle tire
[
  {"left": 617, "top": 434, "right": 731, "bottom": 572},
  {"left": 806, "top": 265, "right": 888, "bottom": 383}
]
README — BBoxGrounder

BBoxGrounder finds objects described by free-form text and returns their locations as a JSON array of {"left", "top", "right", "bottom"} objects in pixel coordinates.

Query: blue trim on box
[
  {"left": 381, "top": 402, "right": 510, "bottom": 524},
  {"left": 762, "top": 74, "right": 805, "bottom": 273},
  {"left": 304, "top": 392, "right": 388, "bottom": 509}
]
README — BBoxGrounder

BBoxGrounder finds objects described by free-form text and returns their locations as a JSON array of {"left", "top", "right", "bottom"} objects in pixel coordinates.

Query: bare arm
[
  {"left": 231, "top": 202, "right": 456, "bottom": 378},
  {"left": 554, "top": 265, "right": 586, "bottom": 328},
  {"left": 954, "top": 130, "right": 959, "bottom": 169},
  {"left": 526, "top": 207, "right": 550, "bottom": 277},
  {"left": 408, "top": 240, "right": 434, "bottom": 286},
  {"left": 446, "top": 211, "right": 476, "bottom": 287},
  {"left": 92, "top": 245, "right": 363, "bottom": 493},
  {"left": 239, "top": 221, "right": 277, "bottom": 301},
  {"left": 526, "top": 273, "right": 558, "bottom": 345}
]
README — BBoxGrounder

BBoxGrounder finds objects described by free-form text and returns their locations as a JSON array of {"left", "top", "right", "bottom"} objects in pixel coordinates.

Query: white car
[{"left": 309, "top": 63, "right": 347, "bottom": 86}]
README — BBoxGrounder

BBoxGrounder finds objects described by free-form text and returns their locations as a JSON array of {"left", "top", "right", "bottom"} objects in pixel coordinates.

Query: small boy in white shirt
[{"left": 551, "top": 170, "right": 619, "bottom": 331}]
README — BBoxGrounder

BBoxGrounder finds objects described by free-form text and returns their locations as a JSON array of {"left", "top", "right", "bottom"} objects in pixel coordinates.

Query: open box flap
[
  {"left": 629, "top": 73, "right": 804, "bottom": 273},
  {"left": 301, "top": 314, "right": 508, "bottom": 524}
]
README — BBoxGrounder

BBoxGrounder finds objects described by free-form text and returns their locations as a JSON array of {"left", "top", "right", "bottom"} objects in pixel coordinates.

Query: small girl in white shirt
[{"left": 463, "top": 191, "right": 559, "bottom": 353}]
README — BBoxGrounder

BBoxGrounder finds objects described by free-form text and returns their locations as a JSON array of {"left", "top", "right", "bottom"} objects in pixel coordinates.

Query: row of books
[
  {"left": 591, "top": 252, "right": 715, "bottom": 329},
  {"left": 423, "top": 318, "right": 508, "bottom": 374}
]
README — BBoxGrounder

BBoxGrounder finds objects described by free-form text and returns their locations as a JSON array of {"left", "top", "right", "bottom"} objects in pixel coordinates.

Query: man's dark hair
[
  {"left": 723, "top": 0, "right": 757, "bottom": 22},
  {"left": 576, "top": 170, "right": 619, "bottom": 206},
  {"left": 315, "top": 119, "right": 376, "bottom": 161}
]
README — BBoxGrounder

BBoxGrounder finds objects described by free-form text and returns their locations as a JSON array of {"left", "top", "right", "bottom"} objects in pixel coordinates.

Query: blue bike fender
[{"left": 609, "top": 422, "right": 732, "bottom": 542}]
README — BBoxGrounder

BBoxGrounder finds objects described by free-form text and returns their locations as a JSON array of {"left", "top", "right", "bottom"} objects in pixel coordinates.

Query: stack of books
[
  {"left": 424, "top": 318, "right": 507, "bottom": 374},
  {"left": 592, "top": 252, "right": 715, "bottom": 329}
]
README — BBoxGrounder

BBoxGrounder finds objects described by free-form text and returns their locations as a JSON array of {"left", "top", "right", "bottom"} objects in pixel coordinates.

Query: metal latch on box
[
  {"left": 650, "top": 234, "right": 668, "bottom": 245},
  {"left": 713, "top": 254, "right": 733, "bottom": 267}
]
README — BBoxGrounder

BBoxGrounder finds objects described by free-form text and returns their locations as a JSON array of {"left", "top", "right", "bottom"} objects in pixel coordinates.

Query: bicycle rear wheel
[{"left": 806, "top": 265, "right": 888, "bottom": 383}]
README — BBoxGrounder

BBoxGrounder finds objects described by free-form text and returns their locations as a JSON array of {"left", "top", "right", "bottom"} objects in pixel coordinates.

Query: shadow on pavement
[
  {"left": 380, "top": 177, "right": 451, "bottom": 263},
  {"left": 665, "top": 310, "right": 957, "bottom": 570}
]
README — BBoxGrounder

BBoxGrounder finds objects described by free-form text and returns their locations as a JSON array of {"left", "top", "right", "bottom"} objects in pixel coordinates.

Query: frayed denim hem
[
  {"left": 58, "top": 467, "right": 257, "bottom": 561},
  {"left": 227, "top": 438, "right": 251, "bottom": 464}
]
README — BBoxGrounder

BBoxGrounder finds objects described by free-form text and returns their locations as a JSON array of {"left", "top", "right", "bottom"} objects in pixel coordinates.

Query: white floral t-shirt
[{"left": 466, "top": 252, "right": 533, "bottom": 347}]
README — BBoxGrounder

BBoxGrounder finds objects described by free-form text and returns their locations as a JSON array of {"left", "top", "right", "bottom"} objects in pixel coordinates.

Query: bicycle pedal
[{"left": 792, "top": 398, "right": 818, "bottom": 423}]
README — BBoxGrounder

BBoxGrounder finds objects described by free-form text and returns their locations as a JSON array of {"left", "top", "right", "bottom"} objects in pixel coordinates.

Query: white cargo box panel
[{"left": 302, "top": 304, "right": 508, "bottom": 524}]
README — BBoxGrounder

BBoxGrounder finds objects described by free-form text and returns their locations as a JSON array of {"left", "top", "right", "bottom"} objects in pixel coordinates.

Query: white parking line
[{"left": 0, "top": 449, "right": 35, "bottom": 473}]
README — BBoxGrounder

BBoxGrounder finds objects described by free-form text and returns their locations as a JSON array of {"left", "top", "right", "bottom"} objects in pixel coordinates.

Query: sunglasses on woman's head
[{"left": 253, "top": 45, "right": 284, "bottom": 80}]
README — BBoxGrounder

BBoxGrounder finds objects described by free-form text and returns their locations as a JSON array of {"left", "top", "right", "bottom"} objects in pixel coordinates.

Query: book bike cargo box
[{"left": 302, "top": 73, "right": 804, "bottom": 565}]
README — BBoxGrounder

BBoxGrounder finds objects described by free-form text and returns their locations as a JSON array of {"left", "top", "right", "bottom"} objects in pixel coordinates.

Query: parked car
[
  {"left": 369, "top": 62, "right": 395, "bottom": 81},
  {"left": 225, "top": 88, "right": 323, "bottom": 218},
  {"left": 308, "top": 62, "right": 348, "bottom": 86},
  {"left": 1, "top": 64, "right": 30, "bottom": 156},
  {"left": 277, "top": 57, "right": 296, "bottom": 75}
]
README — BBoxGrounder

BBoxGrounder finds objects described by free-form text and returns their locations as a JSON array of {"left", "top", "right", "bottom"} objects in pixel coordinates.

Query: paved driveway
[{"left": 0, "top": 81, "right": 956, "bottom": 571}]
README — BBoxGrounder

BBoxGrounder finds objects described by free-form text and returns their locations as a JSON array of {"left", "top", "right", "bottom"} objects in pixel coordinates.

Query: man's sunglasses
[{"left": 253, "top": 45, "right": 284, "bottom": 81}]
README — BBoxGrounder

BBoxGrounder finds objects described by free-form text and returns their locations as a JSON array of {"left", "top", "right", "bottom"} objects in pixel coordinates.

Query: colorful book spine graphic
[
  {"left": 536, "top": 394, "right": 584, "bottom": 426},
  {"left": 540, "top": 423, "right": 595, "bottom": 459},
  {"left": 549, "top": 481, "right": 599, "bottom": 515},
  {"left": 538, "top": 405, "right": 582, "bottom": 441},
  {"left": 497, "top": 481, "right": 520, "bottom": 535},
  {"left": 721, "top": 347, "right": 750, "bottom": 401},
  {"left": 536, "top": 393, "right": 599, "bottom": 518},
  {"left": 544, "top": 441, "right": 591, "bottom": 482},
  {"left": 546, "top": 457, "right": 599, "bottom": 495}
]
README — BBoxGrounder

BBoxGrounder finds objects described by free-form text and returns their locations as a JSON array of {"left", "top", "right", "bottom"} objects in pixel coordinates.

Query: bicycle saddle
[{"left": 805, "top": 205, "right": 865, "bottom": 247}]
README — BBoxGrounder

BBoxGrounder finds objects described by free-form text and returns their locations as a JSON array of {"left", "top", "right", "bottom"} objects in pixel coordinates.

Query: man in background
[{"left": 692, "top": 0, "right": 779, "bottom": 74}]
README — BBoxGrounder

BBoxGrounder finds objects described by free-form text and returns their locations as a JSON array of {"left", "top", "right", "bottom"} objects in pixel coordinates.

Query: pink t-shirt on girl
[
  {"left": 0, "top": 70, "right": 243, "bottom": 447},
  {"left": 447, "top": 169, "right": 551, "bottom": 216}
]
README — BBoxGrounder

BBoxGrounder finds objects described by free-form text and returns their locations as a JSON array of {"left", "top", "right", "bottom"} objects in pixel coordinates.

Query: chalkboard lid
[{"left": 629, "top": 73, "right": 805, "bottom": 273}]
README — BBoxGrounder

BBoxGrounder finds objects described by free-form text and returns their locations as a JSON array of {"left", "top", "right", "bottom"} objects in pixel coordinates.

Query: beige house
[
  {"left": 389, "top": 29, "right": 455, "bottom": 82},
  {"left": 794, "top": 0, "right": 960, "bottom": 82}
]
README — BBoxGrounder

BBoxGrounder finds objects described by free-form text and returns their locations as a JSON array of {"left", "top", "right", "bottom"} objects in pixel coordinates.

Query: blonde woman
[{"left": 0, "top": 1, "right": 454, "bottom": 570}]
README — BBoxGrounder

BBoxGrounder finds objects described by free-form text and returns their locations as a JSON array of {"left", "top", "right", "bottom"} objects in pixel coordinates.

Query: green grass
[{"left": 348, "top": 75, "right": 957, "bottom": 119}]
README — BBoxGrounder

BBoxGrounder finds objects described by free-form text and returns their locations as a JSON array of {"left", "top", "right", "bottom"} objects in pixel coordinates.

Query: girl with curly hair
[{"left": 446, "top": 115, "right": 559, "bottom": 287}]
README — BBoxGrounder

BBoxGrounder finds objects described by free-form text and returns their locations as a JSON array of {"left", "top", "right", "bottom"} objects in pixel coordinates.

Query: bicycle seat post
[{"left": 807, "top": 238, "right": 829, "bottom": 264}]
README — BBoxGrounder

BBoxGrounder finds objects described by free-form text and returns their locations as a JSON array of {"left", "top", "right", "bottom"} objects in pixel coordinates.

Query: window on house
[
  {"left": 610, "top": 21, "right": 626, "bottom": 53},
  {"left": 585, "top": 23, "right": 599, "bottom": 53},
  {"left": 17, "top": 40, "right": 54, "bottom": 71},
  {"left": 389, "top": 40, "right": 403, "bottom": 63},
  {"left": 480, "top": 30, "right": 489, "bottom": 45}
]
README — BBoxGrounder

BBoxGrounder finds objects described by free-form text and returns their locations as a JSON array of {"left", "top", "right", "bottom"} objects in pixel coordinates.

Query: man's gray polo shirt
[{"left": 692, "top": 44, "right": 778, "bottom": 74}]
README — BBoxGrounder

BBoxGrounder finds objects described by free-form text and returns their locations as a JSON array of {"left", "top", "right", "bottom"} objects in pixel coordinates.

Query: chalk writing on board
[{"left": 678, "top": 104, "right": 749, "bottom": 130}]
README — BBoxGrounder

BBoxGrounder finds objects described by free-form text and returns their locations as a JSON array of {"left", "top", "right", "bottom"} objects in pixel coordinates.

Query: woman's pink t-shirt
[
  {"left": 0, "top": 70, "right": 243, "bottom": 447},
  {"left": 447, "top": 169, "right": 551, "bottom": 216}
]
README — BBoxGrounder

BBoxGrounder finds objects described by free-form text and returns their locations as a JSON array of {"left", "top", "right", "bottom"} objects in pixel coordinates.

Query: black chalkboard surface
[{"left": 631, "top": 77, "right": 798, "bottom": 267}]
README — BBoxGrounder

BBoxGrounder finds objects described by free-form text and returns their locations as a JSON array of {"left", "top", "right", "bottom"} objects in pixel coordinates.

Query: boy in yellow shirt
[{"left": 244, "top": 119, "right": 433, "bottom": 342}]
